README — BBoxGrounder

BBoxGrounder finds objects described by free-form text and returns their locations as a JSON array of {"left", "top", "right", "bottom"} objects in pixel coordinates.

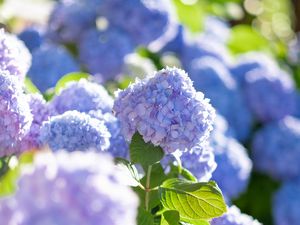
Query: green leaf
[
  {"left": 159, "top": 178, "right": 227, "bottom": 220},
  {"left": 161, "top": 210, "right": 180, "bottom": 225},
  {"left": 181, "top": 218, "right": 210, "bottom": 225},
  {"left": 227, "top": 25, "right": 270, "bottom": 54},
  {"left": 55, "top": 72, "right": 90, "bottom": 94},
  {"left": 24, "top": 77, "right": 40, "bottom": 94},
  {"left": 141, "top": 163, "right": 167, "bottom": 188},
  {"left": 137, "top": 207, "right": 155, "bottom": 225},
  {"left": 115, "top": 158, "right": 141, "bottom": 187},
  {"left": 130, "top": 132, "right": 164, "bottom": 167}
]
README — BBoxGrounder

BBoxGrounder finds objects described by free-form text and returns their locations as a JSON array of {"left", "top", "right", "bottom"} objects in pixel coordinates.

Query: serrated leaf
[
  {"left": 55, "top": 72, "right": 90, "bottom": 94},
  {"left": 115, "top": 158, "right": 141, "bottom": 187},
  {"left": 137, "top": 207, "right": 155, "bottom": 225},
  {"left": 130, "top": 132, "right": 164, "bottom": 167},
  {"left": 159, "top": 178, "right": 226, "bottom": 220},
  {"left": 161, "top": 210, "right": 180, "bottom": 225}
]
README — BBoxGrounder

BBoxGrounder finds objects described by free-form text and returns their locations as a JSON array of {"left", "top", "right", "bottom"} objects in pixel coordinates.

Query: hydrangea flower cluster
[
  {"left": 89, "top": 110, "right": 129, "bottom": 158},
  {"left": 202, "top": 16, "right": 230, "bottom": 44},
  {"left": 273, "top": 179, "right": 300, "bottom": 225},
  {"left": 28, "top": 43, "right": 79, "bottom": 92},
  {"left": 113, "top": 67, "right": 215, "bottom": 153},
  {"left": 252, "top": 116, "right": 300, "bottom": 181},
  {"left": 50, "top": 79, "right": 113, "bottom": 114},
  {"left": 79, "top": 28, "right": 134, "bottom": 81},
  {"left": 0, "top": 151, "right": 139, "bottom": 225},
  {"left": 18, "top": 27, "right": 44, "bottom": 52},
  {"left": 0, "top": 72, "right": 32, "bottom": 157},
  {"left": 40, "top": 111, "right": 110, "bottom": 152},
  {"left": 244, "top": 69, "right": 296, "bottom": 122},
  {"left": 13, "top": 94, "right": 53, "bottom": 154},
  {"left": 188, "top": 56, "right": 253, "bottom": 141},
  {"left": 211, "top": 205, "right": 262, "bottom": 225},
  {"left": 0, "top": 29, "right": 31, "bottom": 79}
]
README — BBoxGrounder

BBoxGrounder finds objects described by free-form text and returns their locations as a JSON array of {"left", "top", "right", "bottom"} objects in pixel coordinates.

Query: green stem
[{"left": 145, "top": 165, "right": 152, "bottom": 211}]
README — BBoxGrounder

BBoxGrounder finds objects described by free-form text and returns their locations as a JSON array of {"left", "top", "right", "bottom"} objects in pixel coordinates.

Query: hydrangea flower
[
  {"left": 189, "top": 57, "right": 253, "bottom": 141},
  {"left": 47, "top": 0, "right": 99, "bottom": 44},
  {"left": 159, "top": 24, "right": 185, "bottom": 55},
  {"left": 244, "top": 68, "right": 296, "bottom": 122},
  {"left": 230, "top": 52, "right": 278, "bottom": 85},
  {"left": 202, "top": 16, "right": 230, "bottom": 44},
  {"left": 89, "top": 110, "right": 128, "bottom": 158},
  {"left": 13, "top": 94, "right": 53, "bottom": 154},
  {"left": 113, "top": 67, "right": 215, "bottom": 153},
  {"left": 18, "top": 27, "right": 44, "bottom": 52},
  {"left": 0, "top": 29, "right": 31, "bottom": 79},
  {"left": 100, "top": 0, "right": 175, "bottom": 46},
  {"left": 273, "top": 179, "right": 300, "bottom": 225},
  {"left": 211, "top": 133, "right": 252, "bottom": 199},
  {"left": 50, "top": 79, "right": 113, "bottom": 114},
  {"left": 0, "top": 151, "right": 139, "bottom": 225},
  {"left": 211, "top": 205, "right": 262, "bottom": 225},
  {"left": 79, "top": 28, "right": 134, "bottom": 81},
  {"left": 28, "top": 43, "right": 79, "bottom": 92},
  {"left": 252, "top": 116, "right": 300, "bottom": 181},
  {"left": 40, "top": 111, "right": 110, "bottom": 152},
  {"left": 0, "top": 72, "right": 32, "bottom": 157}
]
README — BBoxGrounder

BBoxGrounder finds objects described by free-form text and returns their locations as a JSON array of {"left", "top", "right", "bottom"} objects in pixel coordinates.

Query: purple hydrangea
[
  {"left": 244, "top": 68, "right": 296, "bottom": 122},
  {"left": 0, "top": 29, "right": 31, "bottom": 79},
  {"left": 79, "top": 28, "right": 134, "bottom": 81},
  {"left": 252, "top": 116, "right": 300, "bottom": 181},
  {"left": 50, "top": 79, "right": 113, "bottom": 114},
  {"left": 230, "top": 52, "right": 278, "bottom": 85},
  {"left": 89, "top": 110, "right": 128, "bottom": 158},
  {"left": 0, "top": 151, "right": 139, "bottom": 225},
  {"left": 113, "top": 67, "right": 215, "bottom": 153},
  {"left": 189, "top": 57, "right": 253, "bottom": 141},
  {"left": 47, "top": 0, "right": 99, "bottom": 44},
  {"left": 18, "top": 27, "right": 44, "bottom": 52},
  {"left": 211, "top": 133, "right": 252, "bottom": 199},
  {"left": 0, "top": 72, "right": 33, "bottom": 157},
  {"left": 211, "top": 205, "right": 262, "bottom": 225},
  {"left": 28, "top": 43, "right": 79, "bottom": 92},
  {"left": 13, "top": 94, "right": 53, "bottom": 154},
  {"left": 100, "top": 0, "right": 175, "bottom": 46},
  {"left": 273, "top": 179, "right": 300, "bottom": 225},
  {"left": 40, "top": 111, "right": 110, "bottom": 152}
]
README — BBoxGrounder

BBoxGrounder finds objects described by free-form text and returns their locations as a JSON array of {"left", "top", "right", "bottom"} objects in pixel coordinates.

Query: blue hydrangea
[
  {"left": 50, "top": 79, "right": 113, "bottom": 114},
  {"left": 18, "top": 27, "right": 44, "bottom": 52},
  {"left": 113, "top": 67, "right": 215, "bottom": 153},
  {"left": 159, "top": 24, "right": 185, "bottom": 55},
  {"left": 0, "top": 151, "right": 139, "bottom": 225},
  {"left": 252, "top": 116, "right": 300, "bottom": 181},
  {"left": 14, "top": 94, "right": 54, "bottom": 154},
  {"left": 89, "top": 110, "right": 128, "bottom": 158},
  {"left": 244, "top": 68, "right": 296, "bottom": 122},
  {"left": 0, "top": 72, "right": 33, "bottom": 157},
  {"left": 230, "top": 52, "right": 278, "bottom": 85},
  {"left": 79, "top": 28, "right": 134, "bottom": 81},
  {"left": 211, "top": 133, "right": 252, "bottom": 199},
  {"left": 100, "top": 0, "right": 175, "bottom": 46},
  {"left": 28, "top": 43, "right": 79, "bottom": 92},
  {"left": 40, "top": 111, "right": 110, "bottom": 152},
  {"left": 47, "top": 0, "right": 99, "bottom": 44},
  {"left": 189, "top": 57, "right": 253, "bottom": 141},
  {"left": 211, "top": 205, "right": 262, "bottom": 225},
  {"left": 273, "top": 179, "right": 300, "bottom": 225},
  {"left": 0, "top": 29, "right": 31, "bottom": 79},
  {"left": 202, "top": 16, "right": 230, "bottom": 44}
]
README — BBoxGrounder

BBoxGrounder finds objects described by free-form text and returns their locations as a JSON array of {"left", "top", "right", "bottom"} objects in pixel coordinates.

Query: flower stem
[{"left": 145, "top": 165, "right": 152, "bottom": 211}]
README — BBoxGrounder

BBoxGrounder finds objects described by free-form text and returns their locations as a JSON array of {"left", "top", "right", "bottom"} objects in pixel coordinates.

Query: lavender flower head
[
  {"left": 40, "top": 111, "right": 110, "bottom": 152},
  {"left": 113, "top": 67, "right": 215, "bottom": 153},
  {"left": 0, "top": 151, "right": 139, "bottom": 225},
  {"left": 252, "top": 116, "right": 300, "bottom": 181},
  {"left": 28, "top": 43, "right": 79, "bottom": 92},
  {"left": 89, "top": 110, "right": 128, "bottom": 158},
  {"left": 0, "top": 29, "right": 31, "bottom": 79},
  {"left": 211, "top": 205, "right": 262, "bottom": 225},
  {"left": 14, "top": 94, "right": 53, "bottom": 154},
  {"left": 273, "top": 179, "right": 300, "bottom": 225},
  {"left": 0, "top": 72, "right": 32, "bottom": 157},
  {"left": 50, "top": 79, "right": 113, "bottom": 114},
  {"left": 245, "top": 68, "right": 296, "bottom": 122}
]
